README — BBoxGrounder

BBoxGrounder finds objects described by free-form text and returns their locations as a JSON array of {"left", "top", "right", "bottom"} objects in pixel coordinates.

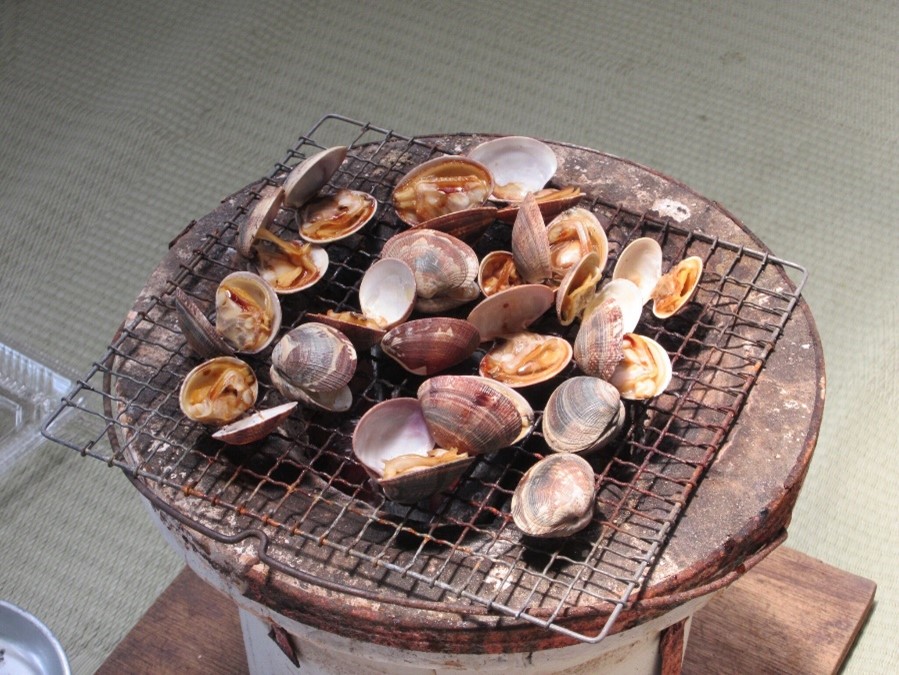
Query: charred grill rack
[{"left": 42, "top": 113, "right": 808, "bottom": 644}]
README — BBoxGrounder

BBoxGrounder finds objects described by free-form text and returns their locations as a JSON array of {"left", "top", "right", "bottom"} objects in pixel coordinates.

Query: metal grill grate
[{"left": 42, "top": 113, "right": 807, "bottom": 644}]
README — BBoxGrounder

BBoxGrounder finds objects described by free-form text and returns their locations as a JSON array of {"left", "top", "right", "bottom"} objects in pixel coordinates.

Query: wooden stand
[{"left": 97, "top": 546, "right": 875, "bottom": 675}]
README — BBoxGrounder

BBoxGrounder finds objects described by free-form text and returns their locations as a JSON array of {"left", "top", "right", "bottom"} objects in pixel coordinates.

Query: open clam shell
[
  {"left": 573, "top": 296, "right": 624, "bottom": 379},
  {"left": 353, "top": 397, "right": 475, "bottom": 504},
  {"left": 612, "top": 237, "right": 663, "bottom": 304},
  {"left": 382, "top": 317, "right": 480, "bottom": 376},
  {"left": 178, "top": 356, "right": 258, "bottom": 426},
  {"left": 511, "top": 453, "right": 596, "bottom": 539},
  {"left": 174, "top": 288, "right": 234, "bottom": 359},
  {"left": 542, "top": 377, "right": 626, "bottom": 455},
  {"left": 555, "top": 251, "right": 605, "bottom": 326},
  {"left": 214, "top": 272, "right": 282, "bottom": 354},
  {"left": 651, "top": 255, "right": 704, "bottom": 319},
  {"left": 282, "top": 145, "right": 347, "bottom": 209},
  {"left": 511, "top": 192, "right": 552, "bottom": 285},
  {"left": 478, "top": 250, "right": 522, "bottom": 297},
  {"left": 586, "top": 278, "right": 644, "bottom": 334},
  {"left": 467, "top": 136, "right": 557, "bottom": 203},
  {"left": 467, "top": 283, "right": 555, "bottom": 343},
  {"left": 238, "top": 185, "right": 285, "bottom": 259},
  {"left": 297, "top": 188, "right": 378, "bottom": 244},
  {"left": 479, "top": 332, "right": 572, "bottom": 389},
  {"left": 546, "top": 207, "right": 609, "bottom": 282},
  {"left": 392, "top": 155, "right": 494, "bottom": 227},
  {"left": 608, "top": 333, "right": 672, "bottom": 400},
  {"left": 417, "top": 375, "right": 535, "bottom": 456},
  {"left": 211, "top": 401, "right": 298, "bottom": 446}
]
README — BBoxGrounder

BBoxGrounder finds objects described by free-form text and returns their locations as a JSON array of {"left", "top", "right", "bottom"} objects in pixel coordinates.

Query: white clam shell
[
  {"left": 612, "top": 237, "right": 663, "bottom": 304},
  {"left": 359, "top": 258, "right": 416, "bottom": 329},
  {"left": 608, "top": 333, "right": 672, "bottom": 400},
  {"left": 282, "top": 145, "right": 347, "bottom": 209},
  {"left": 178, "top": 356, "right": 258, "bottom": 426},
  {"left": 467, "top": 284, "right": 554, "bottom": 343},
  {"left": 467, "top": 136, "right": 557, "bottom": 202},
  {"left": 587, "top": 278, "right": 644, "bottom": 334}
]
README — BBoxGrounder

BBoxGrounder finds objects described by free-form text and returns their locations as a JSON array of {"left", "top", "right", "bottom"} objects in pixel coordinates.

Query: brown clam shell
[
  {"left": 269, "top": 322, "right": 357, "bottom": 395},
  {"left": 511, "top": 453, "right": 596, "bottom": 538},
  {"left": 511, "top": 192, "right": 552, "bottom": 285},
  {"left": 417, "top": 375, "right": 535, "bottom": 456},
  {"left": 173, "top": 288, "right": 234, "bottom": 359},
  {"left": 238, "top": 185, "right": 285, "bottom": 259},
  {"left": 542, "top": 377, "right": 625, "bottom": 455},
  {"left": 573, "top": 296, "right": 624, "bottom": 379},
  {"left": 381, "top": 318, "right": 480, "bottom": 376},
  {"left": 282, "top": 145, "right": 347, "bottom": 209},
  {"left": 211, "top": 401, "right": 298, "bottom": 446}
]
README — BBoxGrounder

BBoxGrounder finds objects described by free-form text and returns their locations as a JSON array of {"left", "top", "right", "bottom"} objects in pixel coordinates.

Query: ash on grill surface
[{"left": 42, "top": 114, "right": 822, "bottom": 646}]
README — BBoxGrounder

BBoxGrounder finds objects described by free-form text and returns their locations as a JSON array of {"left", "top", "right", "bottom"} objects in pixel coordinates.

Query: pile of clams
[{"left": 173, "top": 135, "right": 704, "bottom": 540}]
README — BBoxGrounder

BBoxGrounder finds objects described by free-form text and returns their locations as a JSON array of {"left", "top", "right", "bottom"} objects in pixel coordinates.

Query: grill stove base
[{"left": 147, "top": 498, "right": 714, "bottom": 675}]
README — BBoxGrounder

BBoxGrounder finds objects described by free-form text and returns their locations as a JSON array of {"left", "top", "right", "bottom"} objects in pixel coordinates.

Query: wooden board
[{"left": 98, "top": 546, "right": 875, "bottom": 675}]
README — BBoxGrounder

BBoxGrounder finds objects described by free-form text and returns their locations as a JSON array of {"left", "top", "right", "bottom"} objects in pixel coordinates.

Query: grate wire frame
[{"left": 42, "top": 113, "right": 808, "bottom": 644}]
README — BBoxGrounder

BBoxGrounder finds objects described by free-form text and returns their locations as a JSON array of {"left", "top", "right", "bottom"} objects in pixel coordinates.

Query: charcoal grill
[{"left": 43, "top": 114, "right": 824, "bottom": 672}]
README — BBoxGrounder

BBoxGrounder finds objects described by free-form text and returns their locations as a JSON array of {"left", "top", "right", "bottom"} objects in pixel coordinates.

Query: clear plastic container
[{"left": 0, "top": 343, "right": 71, "bottom": 475}]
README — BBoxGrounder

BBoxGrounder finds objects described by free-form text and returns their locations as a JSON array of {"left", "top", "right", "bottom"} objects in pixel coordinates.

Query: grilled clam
[
  {"left": 352, "top": 397, "right": 474, "bottom": 504},
  {"left": 211, "top": 401, "right": 298, "bottom": 446},
  {"left": 612, "top": 237, "right": 663, "bottom": 304},
  {"left": 237, "top": 185, "right": 285, "bottom": 259},
  {"left": 479, "top": 332, "right": 572, "bottom": 389},
  {"left": 381, "top": 229, "right": 480, "bottom": 313},
  {"left": 467, "top": 284, "right": 555, "bottom": 343},
  {"left": 173, "top": 288, "right": 234, "bottom": 359},
  {"left": 214, "top": 272, "right": 281, "bottom": 354},
  {"left": 467, "top": 136, "right": 557, "bottom": 203},
  {"left": 511, "top": 453, "right": 596, "bottom": 538},
  {"left": 608, "top": 333, "right": 672, "bottom": 400},
  {"left": 309, "top": 258, "right": 416, "bottom": 349},
  {"left": 392, "top": 156, "right": 493, "bottom": 226},
  {"left": 542, "top": 377, "right": 625, "bottom": 455},
  {"left": 282, "top": 145, "right": 347, "bottom": 209},
  {"left": 555, "top": 251, "right": 605, "bottom": 326},
  {"left": 381, "top": 317, "right": 480, "bottom": 376},
  {"left": 573, "top": 296, "right": 624, "bottom": 379},
  {"left": 546, "top": 207, "right": 609, "bottom": 282},
  {"left": 297, "top": 188, "right": 378, "bottom": 244},
  {"left": 496, "top": 186, "right": 583, "bottom": 224},
  {"left": 477, "top": 250, "right": 522, "bottom": 297},
  {"left": 511, "top": 192, "right": 552, "bottom": 285},
  {"left": 269, "top": 322, "right": 357, "bottom": 412},
  {"left": 417, "top": 375, "right": 535, "bottom": 457},
  {"left": 586, "top": 278, "right": 644, "bottom": 334},
  {"left": 179, "top": 356, "right": 258, "bottom": 425},
  {"left": 651, "top": 256, "right": 704, "bottom": 319}
]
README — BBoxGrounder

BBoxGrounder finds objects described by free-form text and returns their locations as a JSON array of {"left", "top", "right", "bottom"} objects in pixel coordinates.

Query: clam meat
[
  {"left": 546, "top": 207, "right": 609, "bottom": 281},
  {"left": 479, "top": 332, "right": 572, "bottom": 389},
  {"left": 651, "top": 255, "right": 704, "bottom": 319},
  {"left": 511, "top": 453, "right": 596, "bottom": 538},
  {"left": 608, "top": 333, "right": 672, "bottom": 400},
  {"left": 297, "top": 188, "right": 377, "bottom": 244},
  {"left": 179, "top": 356, "right": 258, "bottom": 425},
  {"left": 392, "top": 156, "right": 493, "bottom": 226},
  {"left": 251, "top": 227, "right": 329, "bottom": 294},
  {"left": 214, "top": 272, "right": 281, "bottom": 354}
]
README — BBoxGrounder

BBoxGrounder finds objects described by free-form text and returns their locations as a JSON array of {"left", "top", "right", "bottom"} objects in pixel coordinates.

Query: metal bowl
[{"left": 0, "top": 601, "right": 70, "bottom": 675}]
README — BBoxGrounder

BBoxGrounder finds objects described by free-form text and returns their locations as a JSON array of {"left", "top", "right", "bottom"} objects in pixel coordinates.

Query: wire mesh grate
[{"left": 42, "top": 113, "right": 807, "bottom": 643}]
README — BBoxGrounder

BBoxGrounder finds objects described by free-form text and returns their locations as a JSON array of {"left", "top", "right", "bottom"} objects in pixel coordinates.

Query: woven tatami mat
[{"left": 1, "top": 1, "right": 896, "bottom": 672}]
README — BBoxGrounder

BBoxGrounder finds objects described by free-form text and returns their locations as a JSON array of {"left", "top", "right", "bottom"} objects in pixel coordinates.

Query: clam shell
[
  {"left": 382, "top": 317, "right": 480, "bottom": 376},
  {"left": 270, "top": 322, "right": 357, "bottom": 395},
  {"left": 417, "top": 375, "right": 535, "bottom": 456},
  {"left": 542, "top": 377, "right": 625, "bottom": 455},
  {"left": 555, "top": 251, "right": 605, "bottom": 326},
  {"left": 282, "top": 145, "right": 347, "bottom": 209},
  {"left": 511, "top": 453, "right": 596, "bottom": 538},
  {"left": 252, "top": 232, "right": 329, "bottom": 295},
  {"left": 546, "top": 207, "right": 609, "bottom": 281},
  {"left": 381, "top": 229, "right": 478, "bottom": 301},
  {"left": 586, "top": 278, "right": 644, "bottom": 334},
  {"left": 511, "top": 192, "right": 552, "bottom": 284},
  {"left": 612, "top": 237, "right": 663, "bottom": 304},
  {"left": 651, "top": 255, "right": 704, "bottom": 319},
  {"left": 608, "top": 333, "right": 672, "bottom": 400},
  {"left": 214, "top": 271, "right": 282, "bottom": 354},
  {"left": 466, "top": 283, "right": 555, "bottom": 343},
  {"left": 479, "top": 332, "right": 572, "bottom": 389},
  {"left": 297, "top": 188, "right": 378, "bottom": 244},
  {"left": 211, "top": 401, "right": 298, "bottom": 445},
  {"left": 174, "top": 288, "right": 234, "bottom": 359},
  {"left": 411, "top": 205, "right": 498, "bottom": 243},
  {"left": 358, "top": 258, "right": 417, "bottom": 328},
  {"left": 496, "top": 186, "right": 584, "bottom": 224},
  {"left": 238, "top": 185, "right": 285, "bottom": 258},
  {"left": 178, "top": 356, "right": 258, "bottom": 426},
  {"left": 573, "top": 297, "right": 624, "bottom": 379},
  {"left": 353, "top": 397, "right": 474, "bottom": 504},
  {"left": 467, "top": 136, "right": 557, "bottom": 202},
  {"left": 477, "top": 250, "right": 522, "bottom": 297},
  {"left": 392, "top": 156, "right": 493, "bottom": 226}
]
